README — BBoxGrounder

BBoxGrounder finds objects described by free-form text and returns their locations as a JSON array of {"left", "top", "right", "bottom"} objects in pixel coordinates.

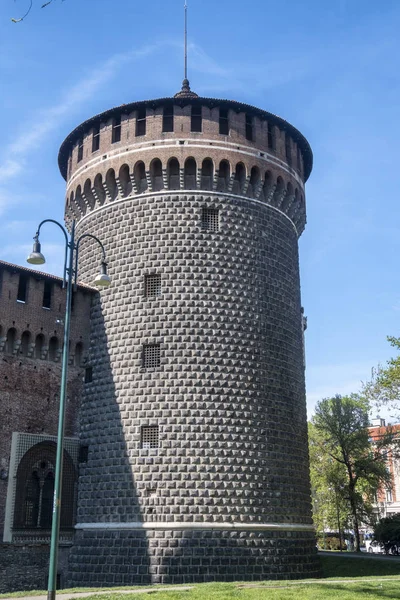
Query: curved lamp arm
[
  {"left": 74, "top": 233, "right": 107, "bottom": 288},
  {"left": 35, "top": 219, "right": 70, "bottom": 286}
]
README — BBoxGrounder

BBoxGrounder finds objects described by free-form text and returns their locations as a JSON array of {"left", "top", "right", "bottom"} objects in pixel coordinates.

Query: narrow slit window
[
  {"left": 78, "top": 446, "right": 89, "bottom": 463},
  {"left": 297, "top": 146, "right": 301, "bottom": 171},
  {"left": 191, "top": 105, "right": 202, "bottom": 132},
  {"left": 142, "top": 344, "right": 161, "bottom": 368},
  {"left": 145, "top": 274, "right": 161, "bottom": 297},
  {"left": 77, "top": 139, "right": 83, "bottom": 163},
  {"left": 136, "top": 108, "right": 146, "bottom": 136},
  {"left": 162, "top": 106, "right": 174, "bottom": 132},
  {"left": 42, "top": 280, "right": 52, "bottom": 309},
  {"left": 267, "top": 123, "right": 274, "bottom": 150},
  {"left": 285, "top": 132, "right": 292, "bottom": 164},
  {"left": 245, "top": 114, "right": 253, "bottom": 141},
  {"left": 92, "top": 125, "right": 100, "bottom": 152},
  {"left": 201, "top": 208, "right": 219, "bottom": 232},
  {"left": 219, "top": 109, "right": 229, "bottom": 135},
  {"left": 141, "top": 426, "right": 159, "bottom": 449},
  {"left": 85, "top": 367, "right": 93, "bottom": 383},
  {"left": 17, "top": 273, "right": 28, "bottom": 303},
  {"left": 112, "top": 116, "right": 121, "bottom": 144}
]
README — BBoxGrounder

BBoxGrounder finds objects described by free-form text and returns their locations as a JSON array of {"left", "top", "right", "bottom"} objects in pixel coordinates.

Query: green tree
[
  {"left": 312, "top": 394, "right": 396, "bottom": 552},
  {"left": 309, "top": 422, "right": 349, "bottom": 545},
  {"left": 364, "top": 336, "right": 400, "bottom": 418},
  {"left": 373, "top": 513, "right": 400, "bottom": 555}
]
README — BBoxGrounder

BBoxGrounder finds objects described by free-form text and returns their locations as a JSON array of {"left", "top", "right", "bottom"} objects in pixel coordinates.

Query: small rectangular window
[
  {"left": 297, "top": 146, "right": 301, "bottom": 171},
  {"left": 285, "top": 132, "right": 292, "bottom": 164},
  {"left": 201, "top": 208, "right": 219, "bottom": 232},
  {"left": 136, "top": 108, "right": 146, "bottom": 136},
  {"left": 245, "top": 114, "right": 253, "bottom": 141},
  {"left": 142, "top": 344, "right": 161, "bottom": 368},
  {"left": 92, "top": 125, "right": 100, "bottom": 152},
  {"left": 145, "top": 274, "right": 161, "bottom": 297},
  {"left": 112, "top": 116, "right": 121, "bottom": 144},
  {"left": 17, "top": 273, "right": 28, "bottom": 303},
  {"left": 85, "top": 366, "right": 93, "bottom": 383},
  {"left": 0, "top": 268, "right": 3, "bottom": 296},
  {"left": 42, "top": 280, "right": 52, "bottom": 309},
  {"left": 141, "top": 426, "right": 159, "bottom": 449},
  {"left": 191, "top": 106, "right": 202, "bottom": 132},
  {"left": 267, "top": 123, "right": 274, "bottom": 150},
  {"left": 77, "top": 139, "right": 83, "bottom": 163},
  {"left": 162, "top": 106, "right": 174, "bottom": 132},
  {"left": 219, "top": 109, "right": 229, "bottom": 135}
]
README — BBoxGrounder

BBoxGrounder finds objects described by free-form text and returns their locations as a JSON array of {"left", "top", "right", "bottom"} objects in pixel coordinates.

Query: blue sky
[{"left": 1, "top": 0, "right": 399, "bottom": 416}]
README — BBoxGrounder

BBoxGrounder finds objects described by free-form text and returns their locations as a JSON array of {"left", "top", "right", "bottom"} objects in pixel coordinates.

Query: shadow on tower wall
[{"left": 67, "top": 296, "right": 151, "bottom": 587}]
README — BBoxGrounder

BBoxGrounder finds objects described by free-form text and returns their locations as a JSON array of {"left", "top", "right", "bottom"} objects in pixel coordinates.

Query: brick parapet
[{"left": 0, "top": 262, "right": 93, "bottom": 361}]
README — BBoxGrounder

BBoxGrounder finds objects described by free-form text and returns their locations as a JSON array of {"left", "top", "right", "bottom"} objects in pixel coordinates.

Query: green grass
[
  {"left": 1, "top": 555, "right": 400, "bottom": 600},
  {"left": 320, "top": 554, "right": 400, "bottom": 578}
]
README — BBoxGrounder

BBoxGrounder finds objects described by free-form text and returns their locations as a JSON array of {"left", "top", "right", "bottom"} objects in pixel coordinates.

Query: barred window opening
[
  {"left": 145, "top": 274, "right": 161, "bottom": 297},
  {"left": 13, "top": 441, "right": 76, "bottom": 530},
  {"left": 202, "top": 208, "right": 219, "bottom": 232},
  {"left": 142, "top": 344, "right": 161, "bottom": 368},
  {"left": 141, "top": 426, "right": 159, "bottom": 449}
]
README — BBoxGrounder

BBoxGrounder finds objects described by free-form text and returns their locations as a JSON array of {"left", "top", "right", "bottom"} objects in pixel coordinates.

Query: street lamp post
[{"left": 27, "top": 219, "right": 111, "bottom": 600}]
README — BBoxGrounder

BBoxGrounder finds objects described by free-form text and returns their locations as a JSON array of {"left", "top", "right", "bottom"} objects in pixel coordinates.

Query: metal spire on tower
[
  {"left": 175, "top": 0, "right": 198, "bottom": 98},
  {"left": 184, "top": 0, "right": 188, "bottom": 81}
]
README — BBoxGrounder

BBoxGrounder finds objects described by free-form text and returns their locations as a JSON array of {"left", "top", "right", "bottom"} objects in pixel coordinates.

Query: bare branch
[{"left": 11, "top": 0, "right": 65, "bottom": 23}]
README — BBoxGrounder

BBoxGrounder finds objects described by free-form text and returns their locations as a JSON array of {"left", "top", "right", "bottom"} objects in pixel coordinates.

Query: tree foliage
[
  {"left": 364, "top": 336, "right": 400, "bottom": 419},
  {"left": 311, "top": 394, "right": 397, "bottom": 552},
  {"left": 309, "top": 422, "right": 349, "bottom": 537},
  {"left": 373, "top": 513, "right": 400, "bottom": 555}
]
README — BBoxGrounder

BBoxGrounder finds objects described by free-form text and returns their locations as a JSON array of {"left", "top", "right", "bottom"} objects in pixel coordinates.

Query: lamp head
[
  {"left": 27, "top": 239, "right": 46, "bottom": 265},
  {"left": 93, "top": 261, "right": 111, "bottom": 288}
]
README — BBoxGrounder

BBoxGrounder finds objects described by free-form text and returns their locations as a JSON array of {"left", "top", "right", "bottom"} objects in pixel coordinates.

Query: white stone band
[{"left": 75, "top": 521, "right": 315, "bottom": 532}]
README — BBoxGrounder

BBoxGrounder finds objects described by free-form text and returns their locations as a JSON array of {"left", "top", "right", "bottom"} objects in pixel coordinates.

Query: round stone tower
[{"left": 58, "top": 80, "right": 318, "bottom": 585}]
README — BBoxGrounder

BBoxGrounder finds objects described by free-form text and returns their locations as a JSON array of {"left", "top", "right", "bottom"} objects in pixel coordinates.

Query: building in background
[
  {"left": 369, "top": 418, "right": 400, "bottom": 518},
  {"left": 0, "top": 261, "right": 93, "bottom": 591}
]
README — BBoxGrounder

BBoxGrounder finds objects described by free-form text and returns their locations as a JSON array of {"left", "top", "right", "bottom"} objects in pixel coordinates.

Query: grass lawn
[
  {"left": 1, "top": 555, "right": 400, "bottom": 600},
  {"left": 320, "top": 554, "right": 400, "bottom": 578}
]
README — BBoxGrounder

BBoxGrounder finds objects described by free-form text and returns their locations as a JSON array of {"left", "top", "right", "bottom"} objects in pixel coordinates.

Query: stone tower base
[{"left": 68, "top": 528, "right": 320, "bottom": 586}]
